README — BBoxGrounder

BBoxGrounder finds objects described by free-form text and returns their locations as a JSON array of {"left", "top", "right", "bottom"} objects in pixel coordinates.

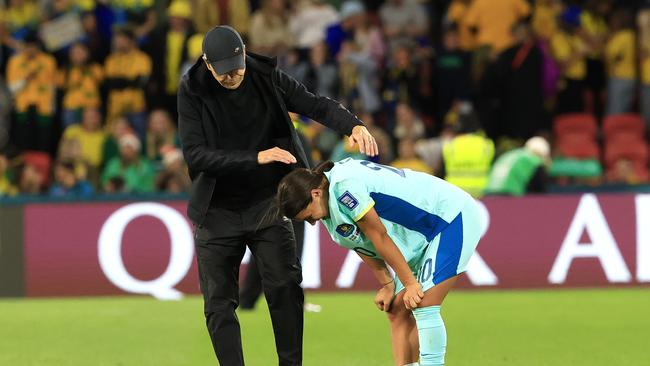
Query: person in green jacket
[
  {"left": 101, "top": 134, "right": 155, "bottom": 193},
  {"left": 485, "top": 136, "right": 550, "bottom": 196}
]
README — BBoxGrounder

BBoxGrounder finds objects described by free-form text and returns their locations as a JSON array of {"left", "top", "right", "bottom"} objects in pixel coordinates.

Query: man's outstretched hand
[{"left": 349, "top": 125, "right": 379, "bottom": 157}]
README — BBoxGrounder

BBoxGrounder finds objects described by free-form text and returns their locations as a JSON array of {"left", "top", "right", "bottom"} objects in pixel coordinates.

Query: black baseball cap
[{"left": 202, "top": 25, "right": 246, "bottom": 75}]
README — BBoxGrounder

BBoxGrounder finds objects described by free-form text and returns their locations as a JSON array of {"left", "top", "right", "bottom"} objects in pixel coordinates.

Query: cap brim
[{"left": 210, "top": 54, "right": 246, "bottom": 75}]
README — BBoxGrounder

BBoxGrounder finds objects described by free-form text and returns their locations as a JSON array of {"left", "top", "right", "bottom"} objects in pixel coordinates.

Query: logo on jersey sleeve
[
  {"left": 338, "top": 191, "right": 358, "bottom": 210},
  {"left": 335, "top": 223, "right": 362, "bottom": 242},
  {"left": 336, "top": 224, "right": 355, "bottom": 237}
]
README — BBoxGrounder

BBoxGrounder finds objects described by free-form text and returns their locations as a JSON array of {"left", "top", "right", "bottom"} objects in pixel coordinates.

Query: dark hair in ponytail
[
  {"left": 275, "top": 161, "right": 334, "bottom": 219},
  {"left": 313, "top": 160, "right": 335, "bottom": 174}
]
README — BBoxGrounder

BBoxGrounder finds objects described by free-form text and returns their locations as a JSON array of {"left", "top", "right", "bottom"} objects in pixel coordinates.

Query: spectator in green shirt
[
  {"left": 101, "top": 134, "right": 154, "bottom": 193},
  {"left": 102, "top": 116, "right": 136, "bottom": 168},
  {"left": 485, "top": 136, "right": 551, "bottom": 196}
]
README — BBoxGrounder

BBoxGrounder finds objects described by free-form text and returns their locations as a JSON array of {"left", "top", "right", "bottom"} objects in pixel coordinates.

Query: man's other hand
[{"left": 258, "top": 147, "right": 297, "bottom": 165}]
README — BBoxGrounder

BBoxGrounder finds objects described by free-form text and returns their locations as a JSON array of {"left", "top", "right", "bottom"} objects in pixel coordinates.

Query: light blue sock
[{"left": 413, "top": 306, "right": 446, "bottom": 366}]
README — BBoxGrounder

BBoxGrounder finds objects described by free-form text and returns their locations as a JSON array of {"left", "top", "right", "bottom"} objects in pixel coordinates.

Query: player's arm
[
  {"left": 274, "top": 69, "right": 378, "bottom": 156},
  {"left": 275, "top": 68, "right": 362, "bottom": 135},
  {"left": 358, "top": 252, "right": 395, "bottom": 312},
  {"left": 357, "top": 208, "right": 423, "bottom": 309},
  {"left": 357, "top": 252, "right": 393, "bottom": 286}
]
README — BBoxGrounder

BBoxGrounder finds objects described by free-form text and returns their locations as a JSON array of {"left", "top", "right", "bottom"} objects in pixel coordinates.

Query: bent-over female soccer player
[{"left": 275, "top": 158, "right": 483, "bottom": 366}]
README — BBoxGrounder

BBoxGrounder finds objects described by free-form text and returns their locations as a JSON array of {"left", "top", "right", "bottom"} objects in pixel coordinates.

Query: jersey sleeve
[{"left": 332, "top": 179, "right": 375, "bottom": 222}]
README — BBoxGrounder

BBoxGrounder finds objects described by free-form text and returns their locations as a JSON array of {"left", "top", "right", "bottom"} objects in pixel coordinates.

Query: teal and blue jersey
[{"left": 321, "top": 158, "right": 478, "bottom": 276}]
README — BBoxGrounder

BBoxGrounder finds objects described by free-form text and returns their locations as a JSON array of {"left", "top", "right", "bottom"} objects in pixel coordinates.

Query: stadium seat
[
  {"left": 555, "top": 132, "right": 600, "bottom": 160},
  {"left": 551, "top": 115, "right": 603, "bottom": 180},
  {"left": 553, "top": 113, "right": 599, "bottom": 139},
  {"left": 604, "top": 135, "right": 649, "bottom": 183},
  {"left": 21, "top": 151, "right": 52, "bottom": 187},
  {"left": 602, "top": 114, "right": 645, "bottom": 141}
]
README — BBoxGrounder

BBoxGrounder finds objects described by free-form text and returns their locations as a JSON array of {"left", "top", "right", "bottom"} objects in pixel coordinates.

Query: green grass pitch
[{"left": 1, "top": 289, "right": 649, "bottom": 365}]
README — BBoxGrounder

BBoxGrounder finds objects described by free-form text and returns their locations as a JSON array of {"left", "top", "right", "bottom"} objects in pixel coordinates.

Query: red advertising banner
[
  {"left": 23, "top": 194, "right": 650, "bottom": 297},
  {"left": 24, "top": 202, "right": 199, "bottom": 298}
]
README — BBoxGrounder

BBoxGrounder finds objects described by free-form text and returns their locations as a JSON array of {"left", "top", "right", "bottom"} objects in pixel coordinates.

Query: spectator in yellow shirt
[
  {"left": 6, "top": 32, "right": 57, "bottom": 152},
  {"left": 72, "top": 0, "right": 95, "bottom": 13},
  {"left": 464, "top": 0, "right": 529, "bottom": 87},
  {"left": 604, "top": 9, "right": 637, "bottom": 116},
  {"left": 57, "top": 134, "right": 89, "bottom": 181},
  {"left": 148, "top": 0, "right": 194, "bottom": 118},
  {"left": 465, "top": 0, "right": 530, "bottom": 55},
  {"left": 391, "top": 138, "right": 433, "bottom": 174},
  {"left": 445, "top": 0, "right": 476, "bottom": 51},
  {"left": 0, "top": 0, "right": 40, "bottom": 50},
  {"left": 61, "top": 107, "right": 107, "bottom": 186},
  {"left": 41, "top": 0, "right": 95, "bottom": 19},
  {"left": 551, "top": 9, "right": 587, "bottom": 114},
  {"left": 104, "top": 27, "right": 151, "bottom": 143},
  {"left": 192, "top": 0, "right": 250, "bottom": 36},
  {"left": 532, "top": 0, "right": 562, "bottom": 41},
  {"left": 57, "top": 42, "right": 104, "bottom": 127}
]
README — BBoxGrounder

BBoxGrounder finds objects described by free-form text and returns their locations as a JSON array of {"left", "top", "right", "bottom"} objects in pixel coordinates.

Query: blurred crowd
[{"left": 0, "top": 0, "right": 649, "bottom": 199}]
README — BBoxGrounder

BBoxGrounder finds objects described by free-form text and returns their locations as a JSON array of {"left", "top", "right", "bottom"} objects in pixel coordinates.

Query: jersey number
[
  {"left": 360, "top": 161, "right": 405, "bottom": 177},
  {"left": 419, "top": 258, "right": 433, "bottom": 283}
]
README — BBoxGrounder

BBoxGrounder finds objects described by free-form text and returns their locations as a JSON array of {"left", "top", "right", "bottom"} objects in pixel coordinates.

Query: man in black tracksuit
[{"left": 178, "top": 26, "right": 378, "bottom": 366}]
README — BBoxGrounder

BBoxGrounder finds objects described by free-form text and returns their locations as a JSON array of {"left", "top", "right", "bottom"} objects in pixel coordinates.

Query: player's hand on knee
[
  {"left": 403, "top": 282, "right": 424, "bottom": 310},
  {"left": 374, "top": 279, "right": 395, "bottom": 312},
  {"left": 258, "top": 147, "right": 297, "bottom": 165}
]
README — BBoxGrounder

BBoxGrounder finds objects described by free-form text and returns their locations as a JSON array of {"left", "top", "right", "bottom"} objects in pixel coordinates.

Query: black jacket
[{"left": 178, "top": 52, "right": 363, "bottom": 224}]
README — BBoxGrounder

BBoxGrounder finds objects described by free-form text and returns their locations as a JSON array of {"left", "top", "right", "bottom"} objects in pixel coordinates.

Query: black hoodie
[{"left": 178, "top": 52, "right": 363, "bottom": 224}]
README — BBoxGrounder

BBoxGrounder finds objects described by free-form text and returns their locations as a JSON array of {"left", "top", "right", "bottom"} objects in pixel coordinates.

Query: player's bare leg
[
  {"left": 419, "top": 274, "right": 460, "bottom": 307},
  {"left": 387, "top": 291, "right": 419, "bottom": 365}
]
